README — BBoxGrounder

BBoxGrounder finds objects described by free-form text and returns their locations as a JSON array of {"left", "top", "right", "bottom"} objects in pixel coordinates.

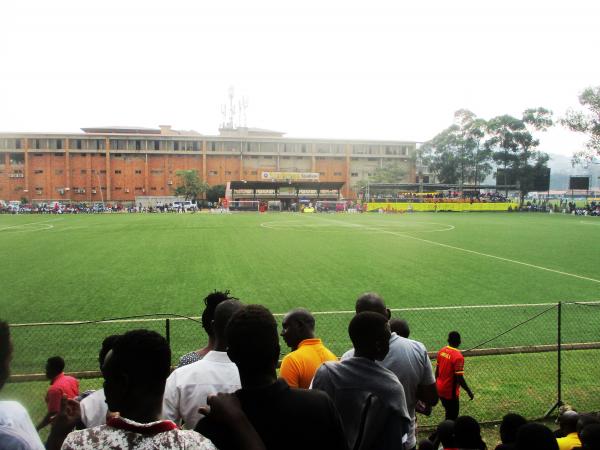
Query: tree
[
  {"left": 562, "top": 86, "right": 600, "bottom": 164},
  {"left": 421, "top": 110, "right": 491, "bottom": 185},
  {"left": 484, "top": 108, "right": 553, "bottom": 203},
  {"left": 206, "top": 184, "right": 226, "bottom": 203},
  {"left": 369, "top": 162, "right": 407, "bottom": 183},
  {"left": 173, "top": 170, "right": 208, "bottom": 202}
]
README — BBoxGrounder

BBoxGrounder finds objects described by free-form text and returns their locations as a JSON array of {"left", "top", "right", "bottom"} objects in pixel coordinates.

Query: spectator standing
[
  {"left": 196, "top": 305, "right": 348, "bottom": 450},
  {"left": 163, "top": 300, "right": 243, "bottom": 428},
  {"left": 312, "top": 311, "right": 411, "bottom": 450},
  {"left": 36, "top": 356, "right": 79, "bottom": 431},
  {"left": 178, "top": 290, "right": 238, "bottom": 368},
  {"left": 79, "top": 335, "right": 120, "bottom": 428},
  {"left": 556, "top": 411, "right": 581, "bottom": 450},
  {"left": 280, "top": 308, "right": 337, "bottom": 389},
  {"left": 436, "top": 331, "right": 473, "bottom": 420},
  {"left": 0, "top": 320, "right": 45, "bottom": 449},
  {"left": 342, "top": 292, "right": 438, "bottom": 450}
]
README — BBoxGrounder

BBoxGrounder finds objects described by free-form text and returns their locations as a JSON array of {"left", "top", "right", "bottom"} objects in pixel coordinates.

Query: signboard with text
[{"left": 261, "top": 172, "right": 319, "bottom": 181}]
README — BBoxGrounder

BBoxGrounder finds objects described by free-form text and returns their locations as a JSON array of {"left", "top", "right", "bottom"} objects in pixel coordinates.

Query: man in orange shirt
[
  {"left": 36, "top": 356, "right": 79, "bottom": 431},
  {"left": 280, "top": 308, "right": 337, "bottom": 388},
  {"left": 435, "top": 331, "right": 473, "bottom": 420}
]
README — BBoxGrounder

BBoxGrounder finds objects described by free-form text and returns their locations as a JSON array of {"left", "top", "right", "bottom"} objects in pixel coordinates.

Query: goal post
[
  {"left": 315, "top": 200, "right": 348, "bottom": 212},
  {"left": 228, "top": 200, "right": 261, "bottom": 212}
]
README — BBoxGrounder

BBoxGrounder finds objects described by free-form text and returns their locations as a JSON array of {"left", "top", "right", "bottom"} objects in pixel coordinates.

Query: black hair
[
  {"left": 98, "top": 335, "right": 121, "bottom": 370},
  {"left": 286, "top": 308, "right": 315, "bottom": 330},
  {"left": 226, "top": 305, "right": 279, "bottom": 370},
  {"left": 448, "top": 331, "right": 461, "bottom": 347},
  {"left": 355, "top": 292, "right": 388, "bottom": 317},
  {"left": 580, "top": 423, "right": 600, "bottom": 449},
  {"left": 389, "top": 318, "right": 410, "bottom": 338},
  {"left": 202, "top": 290, "right": 238, "bottom": 336},
  {"left": 0, "top": 321, "right": 10, "bottom": 389},
  {"left": 499, "top": 413, "right": 527, "bottom": 444},
  {"left": 348, "top": 311, "right": 389, "bottom": 353},
  {"left": 437, "top": 420, "right": 456, "bottom": 448},
  {"left": 105, "top": 329, "right": 171, "bottom": 395},
  {"left": 47, "top": 356, "right": 65, "bottom": 375},
  {"left": 516, "top": 423, "right": 559, "bottom": 450},
  {"left": 213, "top": 300, "right": 243, "bottom": 342},
  {"left": 454, "top": 416, "right": 486, "bottom": 450}
]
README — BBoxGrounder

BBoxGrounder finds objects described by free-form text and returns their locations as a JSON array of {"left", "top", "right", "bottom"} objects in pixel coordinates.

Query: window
[
  {"left": 114, "top": 187, "right": 122, "bottom": 190},
  {"left": 208, "top": 170, "right": 218, "bottom": 176},
  {"left": 301, "top": 144, "right": 307, "bottom": 153},
  {"left": 151, "top": 187, "right": 157, "bottom": 191},
  {"left": 135, "top": 140, "right": 142, "bottom": 151},
  {"left": 334, "top": 172, "right": 342, "bottom": 176},
  {"left": 225, "top": 171, "right": 232, "bottom": 175},
  {"left": 34, "top": 169, "right": 44, "bottom": 174},
  {"left": 114, "top": 170, "right": 122, "bottom": 174},
  {"left": 55, "top": 169, "right": 63, "bottom": 175},
  {"left": 75, "top": 140, "right": 82, "bottom": 150},
  {"left": 135, "top": 169, "right": 142, "bottom": 174},
  {"left": 114, "top": 153, "right": 122, "bottom": 158},
  {"left": 351, "top": 172, "right": 359, "bottom": 177},
  {"left": 211, "top": 142, "right": 216, "bottom": 151},
  {"left": 81, "top": 153, "right": 87, "bottom": 157},
  {"left": 56, "top": 140, "right": 62, "bottom": 150},
  {"left": 150, "top": 169, "right": 163, "bottom": 175},
  {"left": 54, "top": 153, "right": 63, "bottom": 157},
  {"left": 34, "top": 153, "right": 43, "bottom": 157},
  {"left": 81, "top": 170, "right": 87, "bottom": 174},
  {"left": 154, "top": 141, "right": 160, "bottom": 151},
  {"left": 174, "top": 141, "right": 179, "bottom": 151},
  {"left": 135, "top": 186, "right": 143, "bottom": 190},
  {"left": 15, "top": 139, "right": 21, "bottom": 150},
  {"left": 319, "top": 172, "right": 325, "bottom": 176}
]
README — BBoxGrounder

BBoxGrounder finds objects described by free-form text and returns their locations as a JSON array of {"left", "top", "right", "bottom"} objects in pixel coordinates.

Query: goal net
[
  {"left": 315, "top": 201, "right": 348, "bottom": 212},
  {"left": 228, "top": 200, "right": 261, "bottom": 212},
  {"left": 268, "top": 201, "right": 282, "bottom": 212}
]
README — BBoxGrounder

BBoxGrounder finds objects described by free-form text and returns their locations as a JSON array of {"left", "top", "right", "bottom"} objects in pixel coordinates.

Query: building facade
[{"left": 0, "top": 126, "right": 417, "bottom": 203}]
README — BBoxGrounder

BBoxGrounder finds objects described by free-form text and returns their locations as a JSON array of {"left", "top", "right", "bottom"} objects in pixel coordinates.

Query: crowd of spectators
[
  {"left": 372, "top": 191, "right": 510, "bottom": 203},
  {"left": 2, "top": 291, "right": 600, "bottom": 450}
]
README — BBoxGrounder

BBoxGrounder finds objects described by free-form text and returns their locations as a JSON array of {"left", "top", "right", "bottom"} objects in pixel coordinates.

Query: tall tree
[
  {"left": 562, "top": 86, "right": 600, "bottom": 164},
  {"left": 485, "top": 108, "right": 553, "bottom": 203},
  {"left": 173, "top": 170, "right": 208, "bottom": 201},
  {"left": 421, "top": 110, "right": 490, "bottom": 185}
]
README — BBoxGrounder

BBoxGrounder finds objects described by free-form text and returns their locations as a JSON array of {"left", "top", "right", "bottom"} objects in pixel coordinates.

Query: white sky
[{"left": 1, "top": 0, "right": 598, "bottom": 156}]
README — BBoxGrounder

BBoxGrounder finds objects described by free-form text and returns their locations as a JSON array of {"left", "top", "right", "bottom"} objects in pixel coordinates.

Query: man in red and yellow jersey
[
  {"left": 435, "top": 331, "right": 473, "bottom": 420},
  {"left": 280, "top": 308, "right": 337, "bottom": 389}
]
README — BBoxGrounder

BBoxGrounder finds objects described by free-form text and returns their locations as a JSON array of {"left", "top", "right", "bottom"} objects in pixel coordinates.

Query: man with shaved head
[
  {"left": 342, "top": 292, "right": 438, "bottom": 450},
  {"left": 280, "top": 308, "right": 337, "bottom": 389}
]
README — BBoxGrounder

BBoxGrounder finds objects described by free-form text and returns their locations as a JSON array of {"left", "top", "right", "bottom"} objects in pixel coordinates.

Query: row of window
[{"left": 0, "top": 139, "right": 413, "bottom": 155}]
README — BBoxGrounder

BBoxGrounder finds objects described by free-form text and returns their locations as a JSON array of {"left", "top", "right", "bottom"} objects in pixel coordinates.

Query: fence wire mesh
[{"left": 3, "top": 301, "right": 600, "bottom": 433}]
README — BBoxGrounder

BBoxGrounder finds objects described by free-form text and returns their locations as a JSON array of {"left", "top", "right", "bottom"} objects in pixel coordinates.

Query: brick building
[{"left": 0, "top": 125, "right": 417, "bottom": 204}]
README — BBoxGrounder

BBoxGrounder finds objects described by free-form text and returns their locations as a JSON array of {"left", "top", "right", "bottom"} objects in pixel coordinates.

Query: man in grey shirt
[
  {"left": 313, "top": 311, "right": 411, "bottom": 450},
  {"left": 342, "top": 293, "right": 438, "bottom": 450}
]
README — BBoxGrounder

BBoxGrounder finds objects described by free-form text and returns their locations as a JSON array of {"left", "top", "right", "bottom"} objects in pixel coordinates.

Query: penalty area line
[{"left": 314, "top": 216, "right": 600, "bottom": 285}]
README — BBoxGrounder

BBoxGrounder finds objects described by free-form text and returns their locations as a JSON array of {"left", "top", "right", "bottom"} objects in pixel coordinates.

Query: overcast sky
[{"left": 1, "top": 0, "right": 598, "bottom": 156}]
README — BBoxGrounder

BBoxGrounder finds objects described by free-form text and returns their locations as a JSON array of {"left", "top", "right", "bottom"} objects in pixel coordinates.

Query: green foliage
[
  {"left": 421, "top": 110, "right": 491, "bottom": 185},
  {"left": 173, "top": 170, "right": 208, "bottom": 201},
  {"left": 206, "top": 184, "right": 226, "bottom": 203},
  {"left": 369, "top": 162, "right": 407, "bottom": 183},
  {"left": 562, "top": 86, "right": 600, "bottom": 164},
  {"left": 485, "top": 108, "right": 553, "bottom": 202}
]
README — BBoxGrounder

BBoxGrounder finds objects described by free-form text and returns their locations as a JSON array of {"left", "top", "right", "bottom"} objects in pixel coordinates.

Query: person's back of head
[
  {"left": 102, "top": 329, "right": 171, "bottom": 414},
  {"left": 578, "top": 414, "right": 600, "bottom": 435},
  {"left": 226, "top": 305, "right": 280, "bottom": 379},
  {"left": 437, "top": 419, "right": 456, "bottom": 448},
  {"left": 98, "top": 335, "right": 120, "bottom": 371},
  {"left": 355, "top": 292, "right": 391, "bottom": 319},
  {"left": 559, "top": 410, "right": 579, "bottom": 435},
  {"left": 46, "top": 356, "right": 65, "bottom": 379},
  {"left": 580, "top": 423, "right": 600, "bottom": 450},
  {"left": 0, "top": 321, "right": 10, "bottom": 390},
  {"left": 202, "top": 290, "right": 238, "bottom": 337},
  {"left": 516, "top": 423, "right": 559, "bottom": 450},
  {"left": 448, "top": 331, "right": 461, "bottom": 348},
  {"left": 389, "top": 318, "right": 410, "bottom": 338},
  {"left": 500, "top": 413, "right": 527, "bottom": 444},
  {"left": 419, "top": 439, "right": 435, "bottom": 450},
  {"left": 454, "top": 415, "right": 485, "bottom": 449},
  {"left": 213, "top": 299, "right": 244, "bottom": 347},
  {"left": 281, "top": 308, "right": 316, "bottom": 350},
  {"left": 348, "top": 311, "right": 390, "bottom": 361}
]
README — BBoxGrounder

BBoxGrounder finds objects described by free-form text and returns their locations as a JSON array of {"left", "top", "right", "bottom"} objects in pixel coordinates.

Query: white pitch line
[
  {"left": 0, "top": 218, "right": 63, "bottom": 232},
  {"left": 313, "top": 216, "right": 600, "bottom": 285}
]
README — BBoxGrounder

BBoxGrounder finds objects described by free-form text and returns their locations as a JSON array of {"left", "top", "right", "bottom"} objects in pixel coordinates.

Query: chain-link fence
[{"left": 5, "top": 301, "right": 600, "bottom": 428}]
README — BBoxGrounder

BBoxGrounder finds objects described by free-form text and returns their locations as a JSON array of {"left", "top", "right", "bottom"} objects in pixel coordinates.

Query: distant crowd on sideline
[{"left": 2, "top": 291, "right": 600, "bottom": 450}]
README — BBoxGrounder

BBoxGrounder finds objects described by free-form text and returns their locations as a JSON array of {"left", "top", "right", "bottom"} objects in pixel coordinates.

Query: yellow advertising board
[
  {"left": 261, "top": 172, "right": 319, "bottom": 181},
  {"left": 366, "top": 202, "right": 519, "bottom": 212}
]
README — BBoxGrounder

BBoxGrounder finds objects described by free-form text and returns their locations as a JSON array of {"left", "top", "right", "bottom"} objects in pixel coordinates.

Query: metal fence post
[
  {"left": 544, "top": 301, "right": 563, "bottom": 418},
  {"left": 165, "top": 318, "right": 171, "bottom": 346}
]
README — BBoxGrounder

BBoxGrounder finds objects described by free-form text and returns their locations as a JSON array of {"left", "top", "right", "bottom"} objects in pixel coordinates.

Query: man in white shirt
[
  {"left": 0, "top": 320, "right": 45, "bottom": 450},
  {"left": 163, "top": 300, "right": 243, "bottom": 429}
]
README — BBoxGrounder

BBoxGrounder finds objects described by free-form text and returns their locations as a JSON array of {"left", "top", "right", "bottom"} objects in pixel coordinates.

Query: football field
[
  {"left": 1, "top": 211, "right": 600, "bottom": 425},
  {"left": 1, "top": 211, "right": 599, "bottom": 324}
]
